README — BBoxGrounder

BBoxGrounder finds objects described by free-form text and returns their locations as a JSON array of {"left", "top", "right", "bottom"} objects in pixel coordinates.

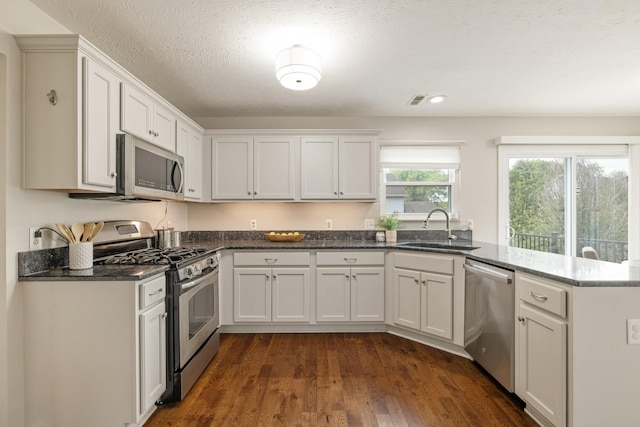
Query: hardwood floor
[{"left": 145, "top": 333, "right": 537, "bottom": 426}]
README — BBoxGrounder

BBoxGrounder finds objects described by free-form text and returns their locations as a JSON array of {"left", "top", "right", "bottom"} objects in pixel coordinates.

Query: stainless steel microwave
[{"left": 70, "top": 134, "right": 184, "bottom": 202}]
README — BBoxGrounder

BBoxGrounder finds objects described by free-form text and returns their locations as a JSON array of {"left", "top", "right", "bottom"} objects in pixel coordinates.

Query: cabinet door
[
  {"left": 316, "top": 267, "right": 351, "bottom": 322},
  {"left": 121, "top": 83, "right": 154, "bottom": 142},
  {"left": 271, "top": 268, "right": 310, "bottom": 322},
  {"left": 234, "top": 268, "right": 271, "bottom": 322},
  {"left": 83, "top": 57, "right": 119, "bottom": 189},
  {"left": 351, "top": 267, "right": 385, "bottom": 322},
  {"left": 300, "top": 136, "right": 339, "bottom": 199},
  {"left": 177, "top": 123, "right": 203, "bottom": 200},
  {"left": 253, "top": 136, "right": 296, "bottom": 199},
  {"left": 151, "top": 103, "right": 176, "bottom": 152},
  {"left": 420, "top": 272, "right": 453, "bottom": 339},
  {"left": 517, "top": 303, "right": 567, "bottom": 427},
  {"left": 339, "top": 136, "right": 376, "bottom": 199},
  {"left": 139, "top": 301, "right": 167, "bottom": 415},
  {"left": 393, "top": 268, "right": 421, "bottom": 330},
  {"left": 211, "top": 137, "right": 253, "bottom": 200}
]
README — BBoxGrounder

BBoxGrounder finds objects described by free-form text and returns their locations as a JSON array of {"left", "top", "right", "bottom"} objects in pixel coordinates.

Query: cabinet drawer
[
  {"left": 234, "top": 251, "right": 310, "bottom": 266},
  {"left": 394, "top": 252, "right": 455, "bottom": 275},
  {"left": 139, "top": 275, "right": 166, "bottom": 310},
  {"left": 316, "top": 251, "right": 384, "bottom": 266},
  {"left": 518, "top": 274, "right": 567, "bottom": 318}
]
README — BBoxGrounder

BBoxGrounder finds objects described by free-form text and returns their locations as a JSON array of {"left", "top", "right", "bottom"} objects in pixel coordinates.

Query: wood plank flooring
[{"left": 145, "top": 333, "right": 537, "bottom": 427}]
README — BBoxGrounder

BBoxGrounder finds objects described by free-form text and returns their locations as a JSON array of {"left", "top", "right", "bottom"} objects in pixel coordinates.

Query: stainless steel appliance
[
  {"left": 70, "top": 134, "right": 184, "bottom": 202},
  {"left": 463, "top": 259, "right": 515, "bottom": 392},
  {"left": 92, "top": 220, "right": 220, "bottom": 404}
]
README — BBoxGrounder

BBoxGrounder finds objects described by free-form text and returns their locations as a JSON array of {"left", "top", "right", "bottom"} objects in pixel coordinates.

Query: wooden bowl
[{"left": 264, "top": 233, "right": 306, "bottom": 242}]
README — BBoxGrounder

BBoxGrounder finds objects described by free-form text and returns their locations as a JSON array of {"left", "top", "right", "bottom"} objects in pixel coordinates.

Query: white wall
[{"left": 192, "top": 116, "right": 640, "bottom": 242}]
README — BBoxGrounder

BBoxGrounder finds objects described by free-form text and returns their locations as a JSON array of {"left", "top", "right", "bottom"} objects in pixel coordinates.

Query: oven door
[{"left": 178, "top": 267, "right": 219, "bottom": 368}]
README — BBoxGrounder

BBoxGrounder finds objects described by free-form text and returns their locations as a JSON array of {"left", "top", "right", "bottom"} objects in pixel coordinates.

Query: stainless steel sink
[{"left": 397, "top": 241, "right": 480, "bottom": 250}]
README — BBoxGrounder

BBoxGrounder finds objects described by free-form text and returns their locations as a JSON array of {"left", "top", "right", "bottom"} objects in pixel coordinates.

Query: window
[
  {"left": 498, "top": 137, "right": 640, "bottom": 262},
  {"left": 380, "top": 144, "right": 461, "bottom": 220}
]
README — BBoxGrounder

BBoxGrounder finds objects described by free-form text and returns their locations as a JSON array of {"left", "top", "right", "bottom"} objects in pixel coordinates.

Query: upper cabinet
[
  {"left": 177, "top": 120, "right": 203, "bottom": 200},
  {"left": 301, "top": 135, "right": 377, "bottom": 200},
  {"left": 121, "top": 83, "right": 177, "bottom": 152},
  {"left": 210, "top": 135, "right": 296, "bottom": 200},
  {"left": 16, "top": 35, "right": 201, "bottom": 193},
  {"left": 207, "top": 130, "right": 379, "bottom": 202}
]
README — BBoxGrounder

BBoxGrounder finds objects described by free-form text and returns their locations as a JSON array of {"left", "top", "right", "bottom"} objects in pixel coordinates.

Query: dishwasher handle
[{"left": 464, "top": 262, "right": 513, "bottom": 284}]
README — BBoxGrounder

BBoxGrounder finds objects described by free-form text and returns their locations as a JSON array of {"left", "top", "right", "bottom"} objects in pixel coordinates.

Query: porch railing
[{"left": 511, "top": 232, "right": 628, "bottom": 263}]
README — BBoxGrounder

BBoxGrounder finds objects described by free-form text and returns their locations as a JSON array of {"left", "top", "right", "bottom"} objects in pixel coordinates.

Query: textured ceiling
[{"left": 27, "top": 0, "right": 640, "bottom": 117}]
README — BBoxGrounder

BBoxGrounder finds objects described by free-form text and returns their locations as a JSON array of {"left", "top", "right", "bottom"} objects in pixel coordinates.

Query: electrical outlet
[
  {"left": 364, "top": 219, "right": 374, "bottom": 230},
  {"left": 250, "top": 219, "right": 257, "bottom": 230},
  {"left": 468, "top": 219, "right": 474, "bottom": 230},
  {"left": 326, "top": 219, "right": 332, "bottom": 230},
  {"left": 627, "top": 319, "right": 640, "bottom": 344},
  {"left": 29, "top": 227, "right": 42, "bottom": 251}
]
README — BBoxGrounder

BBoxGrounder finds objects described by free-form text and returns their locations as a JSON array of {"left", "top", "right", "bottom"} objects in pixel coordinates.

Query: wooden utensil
[
  {"left": 90, "top": 221, "right": 104, "bottom": 241},
  {"left": 71, "top": 222, "right": 83, "bottom": 243},
  {"left": 55, "top": 223, "right": 74, "bottom": 243},
  {"left": 82, "top": 223, "right": 95, "bottom": 242}
]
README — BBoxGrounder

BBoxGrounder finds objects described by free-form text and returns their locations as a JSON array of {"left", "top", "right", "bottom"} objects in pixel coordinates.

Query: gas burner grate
[{"left": 96, "top": 247, "right": 209, "bottom": 265}]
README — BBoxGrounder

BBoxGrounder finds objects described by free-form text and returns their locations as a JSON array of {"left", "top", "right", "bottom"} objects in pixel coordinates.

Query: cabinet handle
[
  {"left": 264, "top": 258, "right": 278, "bottom": 264},
  {"left": 517, "top": 316, "right": 525, "bottom": 323},
  {"left": 148, "top": 289, "right": 163, "bottom": 297},
  {"left": 344, "top": 258, "right": 357, "bottom": 264},
  {"left": 46, "top": 89, "right": 57, "bottom": 105},
  {"left": 529, "top": 291, "right": 548, "bottom": 302}
]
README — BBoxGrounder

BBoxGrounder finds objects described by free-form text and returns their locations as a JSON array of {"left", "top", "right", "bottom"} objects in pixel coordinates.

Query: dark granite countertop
[{"left": 18, "top": 230, "right": 640, "bottom": 286}]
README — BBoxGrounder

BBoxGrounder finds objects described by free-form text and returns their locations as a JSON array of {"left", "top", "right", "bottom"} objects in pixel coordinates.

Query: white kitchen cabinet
[
  {"left": 515, "top": 272, "right": 567, "bottom": 427},
  {"left": 392, "top": 252, "right": 461, "bottom": 342},
  {"left": 17, "top": 36, "right": 120, "bottom": 192},
  {"left": 300, "top": 135, "right": 377, "bottom": 200},
  {"left": 121, "top": 83, "right": 177, "bottom": 152},
  {"left": 177, "top": 120, "right": 203, "bottom": 200},
  {"left": 211, "top": 136, "right": 295, "bottom": 200},
  {"left": 233, "top": 252, "right": 310, "bottom": 323},
  {"left": 22, "top": 274, "right": 167, "bottom": 427},
  {"left": 316, "top": 251, "right": 385, "bottom": 322}
]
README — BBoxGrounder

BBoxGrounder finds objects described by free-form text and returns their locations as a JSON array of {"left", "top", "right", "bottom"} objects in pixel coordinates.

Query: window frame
[
  {"left": 379, "top": 141, "right": 462, "bottom": 222},
  {"left": 497, "top": 136, "right": 640, "bottom": 259}
]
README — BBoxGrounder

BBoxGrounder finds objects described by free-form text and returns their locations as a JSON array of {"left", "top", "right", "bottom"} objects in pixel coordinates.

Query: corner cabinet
[
  {"left": 17, "top": 36, "right": 120, "bottom": 191},
  {"left": 515, "top": 272, "right": 568, "bottom": 427},
  {"left": 316, "top": 251, "right": 385, "bottom": 322},
  {"left": 300, "top": 135, "right": 377, "bottom": 200},
  {"left": 22, "top": 274, "right": 167, "bottom": 427},
  {"left": 233, "top": 251, "right": 311, "bottom": 322},
  {"left": 392, "top": 251, "right": 465, "bottom": 344},
  {"left": 211, "top": 136, "right": 296, "bottom": 200},
  {"left": 177, "top": 120, "right": 203, "bottom": 200}
]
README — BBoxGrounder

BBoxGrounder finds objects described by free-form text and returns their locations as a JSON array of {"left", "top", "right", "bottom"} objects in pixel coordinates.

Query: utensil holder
[{"left": 69, "top": 242, "right": 93, "bottom": 270}]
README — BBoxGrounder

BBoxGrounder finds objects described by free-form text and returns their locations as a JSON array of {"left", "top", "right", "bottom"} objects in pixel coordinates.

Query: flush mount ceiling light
[
  {"left": 276, "top": 45, "right": 321, "bottom": 90},
  {"left": 427, "top": 95, "right": 447, "bottom": 103}
]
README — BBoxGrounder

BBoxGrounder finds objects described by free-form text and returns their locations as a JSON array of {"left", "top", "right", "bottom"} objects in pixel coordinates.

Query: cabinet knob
[
  {"left": 248, "top": 191, "right": 252, "bottom": 195},
  {"left": 340, "top": 191, "right": 344, "bottom": 195},
  {"left": 110, "top": 172, "right": 117, "bottom": 178},
  {"left": 345, "top": 274, "right": 350, "bottom": 278},
  {"left": 148, "top": 130, "right": 154, "bottom": 135},
  {"left": 162, "top": 312, "right": 168, "bottom": 319},
  {"left": 155, "top": 131, "right": 159, "bottom": 137},
  {"left": 352, "top": 274, "right": 356, "bottom": 279},
  {"left": 518, "top": 316, "right": 525, "bottom": 323},
  {"left": 421, "top": 279, "right": 426, "bottom": 284},
  {"left": 414, "top": 278, "right": 419, "bottom": 284},
  {"left": 254, "top": 191, "right": 257, "bottom": 195}
]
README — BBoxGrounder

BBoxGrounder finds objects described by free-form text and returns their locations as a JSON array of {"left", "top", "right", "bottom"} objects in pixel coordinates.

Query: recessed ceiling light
[{"left": 427, "top": 95, "right": 447, "bottom": 104}]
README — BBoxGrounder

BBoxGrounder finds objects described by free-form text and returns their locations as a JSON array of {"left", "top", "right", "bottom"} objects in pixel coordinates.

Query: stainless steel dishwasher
[{"left": 463, "top": 259, "right": 515, "bottom": 392}]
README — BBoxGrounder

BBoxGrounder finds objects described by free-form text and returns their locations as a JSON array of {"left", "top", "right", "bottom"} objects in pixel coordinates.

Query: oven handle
[{"left": 180, "top": 267, "right": 218, "bottom": 293}]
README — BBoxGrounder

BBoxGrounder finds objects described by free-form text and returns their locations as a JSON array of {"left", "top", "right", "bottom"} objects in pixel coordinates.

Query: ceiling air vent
[{"left": 408, "top": 95, "right": 426, "bottom": 106}]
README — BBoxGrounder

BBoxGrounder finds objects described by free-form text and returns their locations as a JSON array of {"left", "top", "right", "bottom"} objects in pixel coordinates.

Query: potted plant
[{"left": 376, "top": 213, "right": 401, "bottom": 243}]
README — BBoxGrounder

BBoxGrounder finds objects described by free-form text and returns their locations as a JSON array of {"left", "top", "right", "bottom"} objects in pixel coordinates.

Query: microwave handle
[{"left": 171, "top": 160, "right": 184, "bottom": 193}]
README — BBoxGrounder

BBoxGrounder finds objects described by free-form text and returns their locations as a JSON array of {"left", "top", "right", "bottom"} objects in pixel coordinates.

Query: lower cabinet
[
  {"left": 392, "top": 252, "right": 462, "bottom": 342},
  {"left": 515, "top": 272, "right": 568, "bottom": 427},
  {"left": 316, "top": 251, "right": 385, "bottom": 322},
  {"left": 22, "top": 274, "right": 167, "bottom": 427},
  {"left": 233, "top": 252, "right": 311, "bottom": 323}
]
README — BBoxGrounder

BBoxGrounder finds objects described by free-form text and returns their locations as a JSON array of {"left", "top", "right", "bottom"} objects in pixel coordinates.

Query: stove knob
[
  {"left": 194, "top": 264, "right": 202, "bottom": 274},
  {"left": 185, "top": 266, "right": 195, "bottom": 277},
  {"left": 207, "top": 257, "right": 215, "bottom": 266}
]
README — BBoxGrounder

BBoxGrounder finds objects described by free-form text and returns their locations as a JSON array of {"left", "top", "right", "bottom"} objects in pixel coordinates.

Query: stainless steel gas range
[{"left": 93, "top": 220, "right": 220, "bottom": 405}]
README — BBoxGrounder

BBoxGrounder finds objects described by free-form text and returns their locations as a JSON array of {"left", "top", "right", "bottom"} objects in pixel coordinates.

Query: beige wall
[{"left": 193, "top": 116, "right": 640, "bottom": 242}]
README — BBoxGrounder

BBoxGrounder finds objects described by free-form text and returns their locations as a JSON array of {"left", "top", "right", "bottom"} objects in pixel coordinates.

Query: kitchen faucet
[{"left": 423, "top": 208, "right": 457, "bottom": 240}]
